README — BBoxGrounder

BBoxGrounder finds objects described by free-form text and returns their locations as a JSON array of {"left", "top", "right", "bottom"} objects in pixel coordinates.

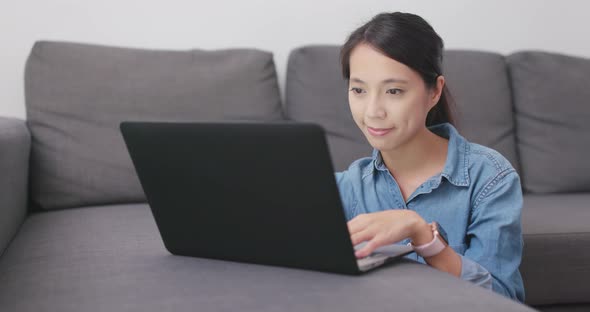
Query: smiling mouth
[{"left": 367, "top": 126, "right": 394, "bottom": 136}]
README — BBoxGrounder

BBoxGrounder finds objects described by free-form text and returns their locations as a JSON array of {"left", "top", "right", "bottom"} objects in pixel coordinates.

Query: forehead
[{"left": 348, "top": 43, "right": 419, "bottom": 83}]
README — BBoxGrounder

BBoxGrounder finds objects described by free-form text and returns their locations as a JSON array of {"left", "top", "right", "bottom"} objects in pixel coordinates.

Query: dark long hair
[{"left": 340, "top": 12, "right": 455, "bottom": 126}]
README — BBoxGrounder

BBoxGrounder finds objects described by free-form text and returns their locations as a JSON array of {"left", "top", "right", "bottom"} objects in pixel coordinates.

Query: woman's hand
[{"left": 348, "top": 210, "right": 433, "bottom": 258}]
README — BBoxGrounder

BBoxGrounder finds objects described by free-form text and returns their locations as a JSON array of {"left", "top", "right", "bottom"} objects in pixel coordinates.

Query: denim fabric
[{"left": 335, "top": 123, "right": 524, "bottom": 302}]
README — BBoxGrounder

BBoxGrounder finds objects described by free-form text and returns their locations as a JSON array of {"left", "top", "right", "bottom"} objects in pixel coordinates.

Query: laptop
[{"left": 120, "top": 121, "right": 413, "bottom": 274}]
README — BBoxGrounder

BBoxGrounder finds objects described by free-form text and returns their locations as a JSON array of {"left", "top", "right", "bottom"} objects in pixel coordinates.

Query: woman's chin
[{"left": 366, "top": 138, "right": 396, "bottom": 151}]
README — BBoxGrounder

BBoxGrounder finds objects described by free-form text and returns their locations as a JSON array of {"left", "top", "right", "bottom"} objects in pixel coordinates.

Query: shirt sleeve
[
  {"left": 459, "top": 254, "right": 493, "bottom": 289},
  {"left": 462, "top": 169, "right": 525, "bottom": 302}
]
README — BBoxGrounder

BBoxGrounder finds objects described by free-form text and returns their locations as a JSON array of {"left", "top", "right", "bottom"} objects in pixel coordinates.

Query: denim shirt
[{"left": 335, "top": 123, "right": 525, "bottom": 302}]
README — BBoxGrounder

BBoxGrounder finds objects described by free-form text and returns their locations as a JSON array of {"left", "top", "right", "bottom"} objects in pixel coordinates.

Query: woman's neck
[{"left": 380, "top": 128, "right": 449, "bottom": 179}]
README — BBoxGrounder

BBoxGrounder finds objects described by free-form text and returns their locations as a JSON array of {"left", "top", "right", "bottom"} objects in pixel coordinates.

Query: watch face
[{"left": 435, "top": 222, "right": 449, "bottom": 245}]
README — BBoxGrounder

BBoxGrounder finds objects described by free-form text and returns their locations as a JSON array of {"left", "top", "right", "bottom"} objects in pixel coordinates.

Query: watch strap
[{"left": 409, "top": 224, "right": 446, "bottom": 258}]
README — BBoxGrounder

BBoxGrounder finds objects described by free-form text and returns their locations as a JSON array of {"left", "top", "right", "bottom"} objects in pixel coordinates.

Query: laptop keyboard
[{"left": 357, "top": 253, "right": 388, "bottom": 269}]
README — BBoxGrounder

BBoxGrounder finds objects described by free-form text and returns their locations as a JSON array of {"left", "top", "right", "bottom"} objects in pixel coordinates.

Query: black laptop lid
[{"left": 120, "top": 122, "right": 360, "bottom": 274}]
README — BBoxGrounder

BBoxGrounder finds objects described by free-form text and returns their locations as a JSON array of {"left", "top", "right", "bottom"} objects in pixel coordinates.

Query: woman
[{"left": 336, "top": 12, "right": 524, "bottom": 302}]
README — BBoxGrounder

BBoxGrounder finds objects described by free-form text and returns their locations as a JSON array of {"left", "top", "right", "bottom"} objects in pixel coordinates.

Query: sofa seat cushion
[
  {"left": 521, "top": 194, "right": 590, "bottom": 306},
  {"left": 25, "top": 41, "right": 284, "bottom": 211},
  {"left": 534, "top": 304, "right": 590, "bottom": 312},
  {"left": 0, "top": 204, "right": 533, "bottom": 312}
]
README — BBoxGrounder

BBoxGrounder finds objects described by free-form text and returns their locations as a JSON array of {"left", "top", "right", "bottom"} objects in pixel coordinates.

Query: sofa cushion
[
  {"left": 285, "top": 45, "right": 371, "bottom": 171},
  {"left": 25, "top": 41, "right": 283, "bottom": 210},
  {"left": 507, "top": 52, "right": 590, "bottom": 193},
  {"left": 442, "top": 50, "right": 520, "bottom": 172},
  {"left": 534, "top": 304, "right": 590, "bottom": 312},
  {"left": 520, "top": 194, "right": 590, "bottom": 306},
  {"left": 0, "top": 204, "right": 534, "bottom": 312},
  {"left": 286, "top": 46, "right": 519, "bottom": 172}
]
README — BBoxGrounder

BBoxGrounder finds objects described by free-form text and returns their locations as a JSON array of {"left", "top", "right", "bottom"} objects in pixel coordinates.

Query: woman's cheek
[{"left": 349, "top": 101, "right": 365, "bottom": 124}]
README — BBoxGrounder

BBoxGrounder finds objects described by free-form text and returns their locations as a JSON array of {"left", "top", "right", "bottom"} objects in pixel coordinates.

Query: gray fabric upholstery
[
  {"left": 285, "top": 46, "right": 520, "bottom": 171},
  {"left": 25, "top": 41, "right": 283, "bottom": 210},
  {"left": 5, "top": 41, "right": 587, "bottom": 311},
  {"left": 443, "top": 50, "right": 520, "bottom": 172},
  {"left": 286, "top": 45, "right": 371, "bottom": 171},
  {"left": 521, "top": 194, "right": 590, "bottom": 306},
  {"left": 0, "top": 117, "right": 30, "bottom": 256},
  {"left": 522, "top": 194, "right": 590, "bottom": 235},
  {"left": 0, "top": 204, "right": 534, "bottom": 312},
  {"left": 507, "top": 52, "right": 590, "bottom": 193},
  {"left": 535, "top": 304, "right": 590, "bottom": 312}
]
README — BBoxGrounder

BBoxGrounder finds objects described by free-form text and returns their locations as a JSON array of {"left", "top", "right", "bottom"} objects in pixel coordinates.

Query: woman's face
[{"left": 348, "top": 43, "right": 442, "bottom": 153}]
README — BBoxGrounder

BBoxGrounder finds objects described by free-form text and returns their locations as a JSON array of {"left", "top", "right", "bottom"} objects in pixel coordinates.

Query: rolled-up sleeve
[
  {"left": 462, "top": 169, "right": 525, "bottom": 302},
  {"left": 459, "top": 254, "right": 493, "bottom": 288}
]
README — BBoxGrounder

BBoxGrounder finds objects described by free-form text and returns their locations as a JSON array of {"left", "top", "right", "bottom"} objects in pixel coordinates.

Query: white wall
[{"left": 2, "top": 0, "right": 589, "bottom": 119}]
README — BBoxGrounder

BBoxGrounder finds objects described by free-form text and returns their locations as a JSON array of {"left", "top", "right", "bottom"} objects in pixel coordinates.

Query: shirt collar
[{"left": 371, "top": 123, "right": 470, "bottom": 187}]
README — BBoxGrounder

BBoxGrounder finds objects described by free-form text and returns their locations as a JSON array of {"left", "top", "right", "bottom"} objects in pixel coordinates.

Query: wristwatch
[{"left": 409, "top": 222, "right": 449, "bottom": 258}]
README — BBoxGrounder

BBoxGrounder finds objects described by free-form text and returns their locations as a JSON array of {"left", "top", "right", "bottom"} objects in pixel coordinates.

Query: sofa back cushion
[
  {"left": 285, "top": 46, "right": 371, "bottom": 171},
  {"left": 286, "top": 46, "right": 519, "bottom": 172},
  {"left": 442, "top": 51, "right": 520, "bottom": 172},
  {"left": 25, "top": 41, "right": 283, "bottom": 210},
  {"left": 508, "top": 51, "right": 590, "bottom": 193}
]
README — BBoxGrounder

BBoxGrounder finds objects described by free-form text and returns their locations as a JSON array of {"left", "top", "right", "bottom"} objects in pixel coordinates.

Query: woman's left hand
[{"left": 348, "top": 210, "right": 432, "bottom": 258}]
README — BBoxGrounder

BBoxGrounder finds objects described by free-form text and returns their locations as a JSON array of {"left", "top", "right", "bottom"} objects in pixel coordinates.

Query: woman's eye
[
  {"left": 386, "top": 88, "right": 404, "bottom": 95},
  {"left": 349, "top": 87, "right": 365, "bottom": 94}
]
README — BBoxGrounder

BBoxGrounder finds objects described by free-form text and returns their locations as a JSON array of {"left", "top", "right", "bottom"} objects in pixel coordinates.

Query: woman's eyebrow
[
  {"left": 381, "top": 78, "right": 409, "bottom": 84},
  {"left": 350, "top": 77, "right": 409, "bottom": 84}
]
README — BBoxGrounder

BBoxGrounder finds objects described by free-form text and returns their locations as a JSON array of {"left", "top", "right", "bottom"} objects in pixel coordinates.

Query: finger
[
  {"left": 355, "top": 236, "right": 387, "bottom": 258},
  {"left": 350, "top": 228, "right": 374, "bottom": 246},
  {"left": 347, "top": 214, "right": 369, "bottom": 235}
]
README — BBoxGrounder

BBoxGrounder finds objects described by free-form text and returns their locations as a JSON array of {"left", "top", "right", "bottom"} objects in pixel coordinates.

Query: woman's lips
[{"left": 367, "top": 126, "right": 394, "bottom": 136}]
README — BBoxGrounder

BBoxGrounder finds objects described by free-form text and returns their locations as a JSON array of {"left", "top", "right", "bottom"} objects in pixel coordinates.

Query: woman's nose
[{"left": 366, "top": 96, "right": 387, "bottom": 119}]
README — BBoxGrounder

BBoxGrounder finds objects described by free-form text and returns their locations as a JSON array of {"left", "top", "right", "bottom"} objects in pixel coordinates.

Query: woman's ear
[{"left": 428, "top": 76, "right": 445, "bottom": 110}]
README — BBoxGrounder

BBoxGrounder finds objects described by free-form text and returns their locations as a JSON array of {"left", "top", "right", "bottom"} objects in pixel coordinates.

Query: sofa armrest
[{"left": 0, "top": 117, "right": 31, "bottom": 256}]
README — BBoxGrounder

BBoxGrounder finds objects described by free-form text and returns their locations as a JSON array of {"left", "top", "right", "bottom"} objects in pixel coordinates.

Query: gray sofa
[{"left": 0, "top": 41, "right": 588, "bottom": 311}]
